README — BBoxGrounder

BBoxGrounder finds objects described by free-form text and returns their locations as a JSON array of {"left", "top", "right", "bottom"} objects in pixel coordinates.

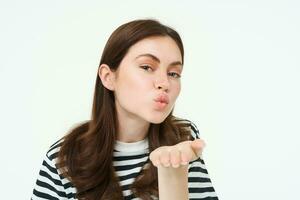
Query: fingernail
[
  {"left": 173, "top": 164, "right": 179, "bottom": 168},
  {"left": 164, "top": 163, "right": 170, "bottom": 167},
  {"left": 181, "top": 162, "right": 188, "bottom": 165}
]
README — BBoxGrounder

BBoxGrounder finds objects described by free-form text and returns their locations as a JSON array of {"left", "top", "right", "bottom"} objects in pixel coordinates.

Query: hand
[{"left": 149, "top": 139, "right": 206, "bottom": 168}]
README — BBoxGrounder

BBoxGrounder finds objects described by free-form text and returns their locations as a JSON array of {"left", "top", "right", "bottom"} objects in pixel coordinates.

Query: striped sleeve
[
  {"left": 31, "top": 141, "right": 76, "bottom": 200},
  {"left": 188, "top": 121, "right": 219, "bottom": 200}
]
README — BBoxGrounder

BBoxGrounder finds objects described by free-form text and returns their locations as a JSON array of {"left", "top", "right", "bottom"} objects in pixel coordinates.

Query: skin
[{"left": 98, "top": 36, "right": 205, "bottom": 199}]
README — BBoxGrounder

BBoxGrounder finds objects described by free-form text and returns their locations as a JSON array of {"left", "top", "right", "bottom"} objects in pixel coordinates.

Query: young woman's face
[{"left": 112, "top": 36, "right": 183, "bottom": 124}]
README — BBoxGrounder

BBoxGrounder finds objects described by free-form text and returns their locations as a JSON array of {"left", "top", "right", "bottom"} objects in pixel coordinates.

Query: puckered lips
[{"left": 153, "top": 93, "right": 169, "bottom": 110}]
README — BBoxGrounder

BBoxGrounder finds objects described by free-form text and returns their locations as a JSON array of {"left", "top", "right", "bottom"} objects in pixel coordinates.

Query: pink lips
[
  {"left": 154, "top": 94, "right": 169, "bottom": 110},
  {"left": 154, "top": 93, "right": 169, "bottom": 104}
]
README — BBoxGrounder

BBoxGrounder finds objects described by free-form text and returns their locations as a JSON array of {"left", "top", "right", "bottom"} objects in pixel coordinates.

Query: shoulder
[
  {"left": 35, "top": 137, "right": 66, "bottom": 181},
  {"left": 32, "top": 137, "right": 76, "bottom": 199},
  {"left": 171, "top": 116, "right": 201, "bottom": 140},
  {"left": 45, "top": 138, "right": 65, "bottom": 162}
]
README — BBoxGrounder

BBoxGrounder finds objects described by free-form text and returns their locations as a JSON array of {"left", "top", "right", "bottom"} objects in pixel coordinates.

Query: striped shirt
[{"left": 32, "top": 121, "right": 218, "bottom": 200}]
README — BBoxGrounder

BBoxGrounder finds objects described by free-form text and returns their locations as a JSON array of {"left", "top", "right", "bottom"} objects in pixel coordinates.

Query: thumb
[{"left": 191, "top": 139, "right": 206, "bottom": 157}]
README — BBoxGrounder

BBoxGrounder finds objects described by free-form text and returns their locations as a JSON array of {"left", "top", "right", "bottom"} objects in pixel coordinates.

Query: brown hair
[{"left": 57, "top": 18, "right": 193, "bottom": 200}]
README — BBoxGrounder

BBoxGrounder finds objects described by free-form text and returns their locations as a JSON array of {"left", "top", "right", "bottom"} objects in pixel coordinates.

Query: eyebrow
[{"left": 135, "top": 53, "right": 183, "bottom": 67}]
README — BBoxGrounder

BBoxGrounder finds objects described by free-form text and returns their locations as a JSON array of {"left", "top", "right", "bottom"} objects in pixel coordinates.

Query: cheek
[
  {"left": 116, "top": 73, "right": 151, "bottom": 102},
  {"left": 172, "top": 82, "right": 181, "bottom": 98},
  {"left": 127, "top": 75, "right": 150, "bottom": 92},
  {"left": 177, "top": 83, "right": 181, "bottom": 93}
]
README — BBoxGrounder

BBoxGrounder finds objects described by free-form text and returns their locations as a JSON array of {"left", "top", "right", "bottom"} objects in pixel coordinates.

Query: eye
[
  {"left": 140, "top": 65, "right": 153, "bottom": 71},
  {"left": 168, "top": 72, "right": 181, "bottom": 78}
]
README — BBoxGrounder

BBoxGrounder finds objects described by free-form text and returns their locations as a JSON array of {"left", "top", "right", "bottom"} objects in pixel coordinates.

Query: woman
[{"left": 32, "top": 19, "right": 218, "bottom": 200}]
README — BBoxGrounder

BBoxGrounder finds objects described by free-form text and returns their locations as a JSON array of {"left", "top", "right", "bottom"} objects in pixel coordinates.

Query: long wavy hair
[{"left": 57, "top": 18, "right": 193, "bottom": 200}]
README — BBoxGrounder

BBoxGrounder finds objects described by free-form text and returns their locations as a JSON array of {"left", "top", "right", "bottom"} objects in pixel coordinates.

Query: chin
[
  {"left": 149, "top": 119, "right": 165, "bottom": 124},
  {"left": 147, "top": 113, "right": 170, "bottom": 124}
]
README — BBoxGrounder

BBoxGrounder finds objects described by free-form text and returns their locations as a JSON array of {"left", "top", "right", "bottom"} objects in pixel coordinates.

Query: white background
[{"left": 1, "top": 0, "right": 299, "bottom": 199}]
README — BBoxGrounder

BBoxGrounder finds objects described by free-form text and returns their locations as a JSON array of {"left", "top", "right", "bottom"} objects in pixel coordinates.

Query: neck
[{"left": 116, "top": 114, "right": 150, "bottom": 143}]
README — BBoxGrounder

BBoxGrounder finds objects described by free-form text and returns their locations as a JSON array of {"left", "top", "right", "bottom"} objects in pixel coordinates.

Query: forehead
[{"left": 124, "top": 36, "right": 182, "bottom": 63}]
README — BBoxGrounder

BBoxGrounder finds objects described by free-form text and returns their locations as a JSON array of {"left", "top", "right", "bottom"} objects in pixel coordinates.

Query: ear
[{"left": 98, "top": 64, "right": 116, "bottom": 91}]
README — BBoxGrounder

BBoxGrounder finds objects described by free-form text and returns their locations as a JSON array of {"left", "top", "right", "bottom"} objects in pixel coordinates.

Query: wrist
[{"left": 157, "top": 165, "right": 188, "bottom": 182}]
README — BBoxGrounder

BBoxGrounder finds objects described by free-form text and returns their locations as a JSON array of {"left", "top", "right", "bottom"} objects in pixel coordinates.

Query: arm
[
  {"left": 150, "top": 140, "right": 205, "bottom": 200},
  {"left": 188, "top": 158, "right": 218, "bottom": 199},
  {"left": 31, "top": 142, "right": 75, "bottom": 200},
  {"left": 150, "top": 120, "right": 218, "bottom": 199},
  {"left": 188, "top": 122, "right": 219, "bottom": 199},
  {"left": 157, "top": 165, "right": 189, "bottom": 200},
  {"left": 32, "top": 154, "right": 67, "bottom": 199}
]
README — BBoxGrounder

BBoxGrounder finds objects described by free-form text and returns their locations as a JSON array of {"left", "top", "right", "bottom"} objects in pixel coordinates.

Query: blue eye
[{"left": 168, "top": 72, "right": 181, "bottom": 78}]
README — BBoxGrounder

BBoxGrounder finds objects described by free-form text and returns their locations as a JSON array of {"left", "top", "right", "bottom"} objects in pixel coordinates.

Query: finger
[
  {"left": 159, "top": 147, "right": 171, "bottom": 167},
  {"left": 149, "top": 150, "right": 161, "bottom": 167},
  {"left": 191, "top": 139, "right": 206, "bottom": 157},
  {"left": 180, "top": 150, "right": 190, "bottom": 166},
  {"left": 169, "top": 147, "right": 181, "bottom": 168}
]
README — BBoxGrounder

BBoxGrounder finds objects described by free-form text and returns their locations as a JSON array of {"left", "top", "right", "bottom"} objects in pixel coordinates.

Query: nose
[{"left": 154, "top": 73, "right": 170, "bottom": 92}]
